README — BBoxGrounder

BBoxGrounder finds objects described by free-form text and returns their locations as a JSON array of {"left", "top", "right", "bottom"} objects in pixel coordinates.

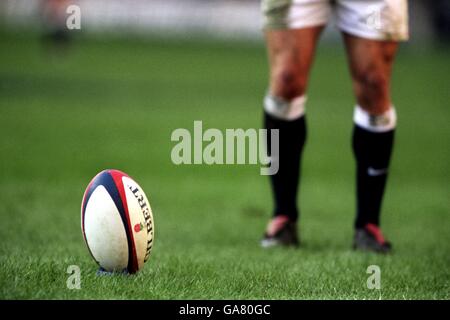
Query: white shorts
[{"left": 262, "top": 0, "right": 409, "bottom": 41}]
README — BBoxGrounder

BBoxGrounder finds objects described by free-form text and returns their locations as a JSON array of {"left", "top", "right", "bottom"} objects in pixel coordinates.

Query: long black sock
[
  {"left": 353, "top": 125, "right": 394, "bottom": 229},
  {"left": 265, "top": 112, "right": 306, "bottom": 222}
]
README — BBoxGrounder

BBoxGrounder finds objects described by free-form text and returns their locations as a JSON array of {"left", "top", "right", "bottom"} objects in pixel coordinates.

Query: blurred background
[
  {"left": 0, "top": 0, "right": 449, "bottom": 299},
  {"left": 1, "top": 0, "right": 450, "bottom": 44}
]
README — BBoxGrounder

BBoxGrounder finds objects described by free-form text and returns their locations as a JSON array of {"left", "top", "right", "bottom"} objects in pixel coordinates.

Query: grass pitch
[{"left": 0, "top": 30, "right": 449, "bottom": 299}]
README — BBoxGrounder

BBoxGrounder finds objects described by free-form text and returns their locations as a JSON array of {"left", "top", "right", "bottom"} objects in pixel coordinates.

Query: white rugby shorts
[{"left": 262, "top": 0, "right": 409, "bottom": 41}]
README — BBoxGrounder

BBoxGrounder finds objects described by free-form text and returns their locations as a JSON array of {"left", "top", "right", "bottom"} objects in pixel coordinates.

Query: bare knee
[
  {"left": 353, "top": 67, "right": 390, "bottom": 114},
  {"left": 357, "top": 67, "right": 388, "bottom": 91},
  {"left": 271, "top": 67, "right": 307, "bottom": 101}
]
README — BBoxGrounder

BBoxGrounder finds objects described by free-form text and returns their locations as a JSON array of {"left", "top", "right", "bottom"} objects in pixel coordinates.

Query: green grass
[{"left": 0, "top": 30, "right": 449, "bottom": 299}]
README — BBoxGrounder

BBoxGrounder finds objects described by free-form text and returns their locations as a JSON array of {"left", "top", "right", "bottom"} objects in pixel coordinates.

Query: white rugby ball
[{"left": 81, "top": 169, "right": 154, "bottom": 274}]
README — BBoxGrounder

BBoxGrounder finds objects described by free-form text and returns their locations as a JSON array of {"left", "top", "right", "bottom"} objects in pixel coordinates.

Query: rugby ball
[{"left": 81, "top": 169, "right": 154, "bottom": 274}]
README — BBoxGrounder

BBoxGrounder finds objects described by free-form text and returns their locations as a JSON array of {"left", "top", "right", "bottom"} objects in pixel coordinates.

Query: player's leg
[
  {"left": 261, "top": 0, "right": 328, "bottom": 247},
  {"left": 336, "top": 0, "right": 408, "bottom": 253},
  {"left": 343, "top": 34, "right": 399, "bottom": 253},
  {"left": 262, "top": 27, "right": 323, "bottom": 247}
]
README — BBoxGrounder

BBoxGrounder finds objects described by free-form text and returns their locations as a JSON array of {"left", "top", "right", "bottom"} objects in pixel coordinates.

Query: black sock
[
  {"left": 353, "top": 125, "right": 394, "bottom": 229},
  {"left": 264, "top": 112, "right": 306, "bottom": 222}
]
